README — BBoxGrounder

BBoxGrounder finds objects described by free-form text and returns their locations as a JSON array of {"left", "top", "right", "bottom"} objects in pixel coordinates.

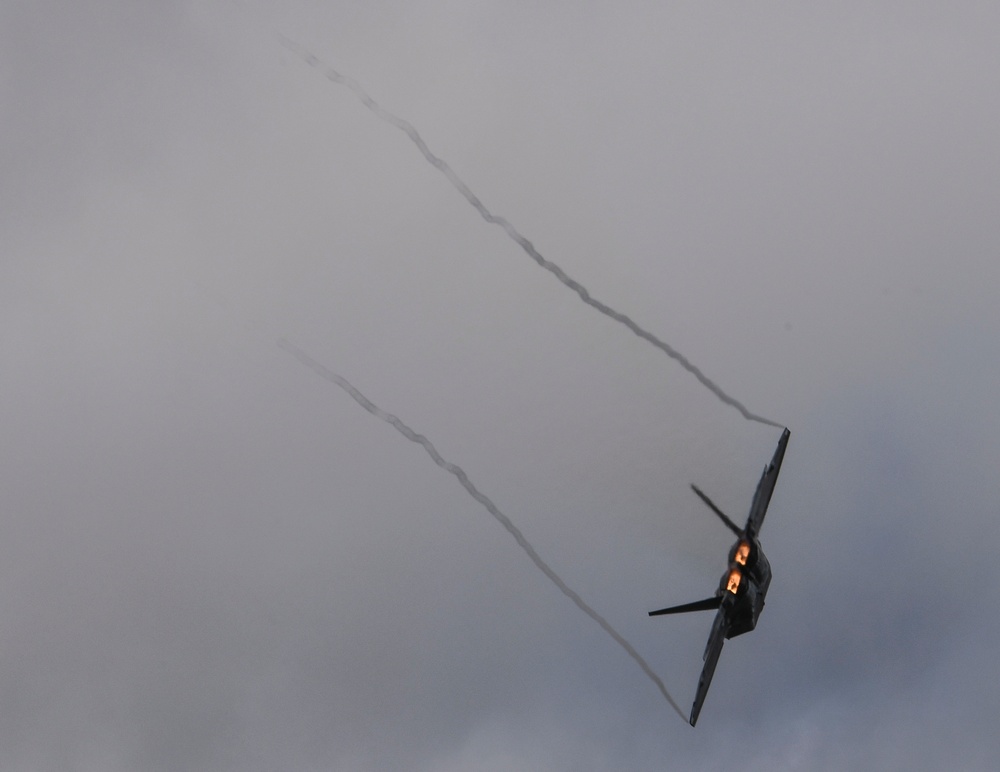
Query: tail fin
[{"left": 690, "top": 485, "right": 742, "bottom": 537}]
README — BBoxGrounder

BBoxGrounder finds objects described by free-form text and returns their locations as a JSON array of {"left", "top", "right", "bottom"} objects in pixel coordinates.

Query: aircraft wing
[
  {"left": 743, "top": 428, "right": 790, "bottom": 539},
  {"left": 690, "top": 604, "right": 729, "bottom": 726}
]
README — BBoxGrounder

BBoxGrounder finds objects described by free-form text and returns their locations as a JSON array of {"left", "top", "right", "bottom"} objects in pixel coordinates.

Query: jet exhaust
[
  {"left": 276, "top": 36, "right": 782, "bottom": 429},
  {"left": 278, "top": 338, "right": 688, "bottom": 721}
]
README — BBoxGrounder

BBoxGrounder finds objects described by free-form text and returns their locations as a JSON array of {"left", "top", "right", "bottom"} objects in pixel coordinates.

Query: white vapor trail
[{"left": 278, "top": 338, "right": 688, "bottom": 721}]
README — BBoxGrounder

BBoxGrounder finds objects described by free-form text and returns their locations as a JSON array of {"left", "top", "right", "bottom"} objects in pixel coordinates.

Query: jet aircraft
[{"left": 649, "top": 428, "right": 790, "bottom": 726}]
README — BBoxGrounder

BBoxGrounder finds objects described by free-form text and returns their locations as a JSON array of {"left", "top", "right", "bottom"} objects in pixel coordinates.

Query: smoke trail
[
  {"left": 275, "top": 36, "right": 781, "bottom": 429},
  {"left": 278, "top": 338, "right": 688, "bottom": 721}
]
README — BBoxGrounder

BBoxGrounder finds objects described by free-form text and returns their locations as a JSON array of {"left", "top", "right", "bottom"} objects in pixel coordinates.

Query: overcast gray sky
[{"left": 3, "top": 2, "right": 999, "bottom": 770}]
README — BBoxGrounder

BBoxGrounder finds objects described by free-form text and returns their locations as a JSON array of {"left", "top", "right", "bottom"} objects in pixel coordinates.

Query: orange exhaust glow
[
  {"left": 735, "top": 541, "right": 750, "bottom": 566},
  {"left": 726, "top": 568, "right": 742, "bottom": 594}
]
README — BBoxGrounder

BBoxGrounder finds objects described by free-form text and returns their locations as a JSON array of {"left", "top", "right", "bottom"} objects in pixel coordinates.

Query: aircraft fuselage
[{"left": 720, "top": 537, "right": 771, "bottom": 639}]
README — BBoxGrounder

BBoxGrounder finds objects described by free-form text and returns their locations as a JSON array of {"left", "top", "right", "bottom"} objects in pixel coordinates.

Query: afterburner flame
[
  {"left": 726, "top": 568, "right": 742, "bottom": 594},
  {"left": 735, "top": 541, "right": 750, "bottom": 566}
]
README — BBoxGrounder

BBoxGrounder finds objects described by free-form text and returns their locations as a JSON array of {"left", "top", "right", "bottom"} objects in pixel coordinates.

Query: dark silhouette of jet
[{"left": 649, "top": 428, "right": 790, "bottom": 726}]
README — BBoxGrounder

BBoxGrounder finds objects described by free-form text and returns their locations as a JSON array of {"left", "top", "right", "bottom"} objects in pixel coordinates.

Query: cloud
[{"left": 2, "top": 2, "right": 999, "bottom": 770}]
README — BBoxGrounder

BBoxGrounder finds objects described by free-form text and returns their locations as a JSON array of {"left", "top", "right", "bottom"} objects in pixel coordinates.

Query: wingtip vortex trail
[
  {"left": 278, "top": 338, "right": 688, "bottom": 721},
  {"left": 274, "top": 38, "right": 782, "bottom": 430}
]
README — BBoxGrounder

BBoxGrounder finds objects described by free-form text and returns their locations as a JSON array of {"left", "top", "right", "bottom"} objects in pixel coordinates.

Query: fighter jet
[{"left": 649, "top": 428, "right": 790, "bottom": 726}]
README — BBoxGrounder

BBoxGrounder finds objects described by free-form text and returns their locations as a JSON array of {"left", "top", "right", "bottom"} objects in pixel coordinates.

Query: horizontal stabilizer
[{"left": 648, "top": 596, "right": 722, "bottom": 617}]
